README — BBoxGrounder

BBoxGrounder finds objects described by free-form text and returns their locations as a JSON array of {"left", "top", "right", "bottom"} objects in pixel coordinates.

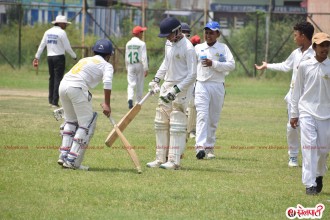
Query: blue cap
[
  {"left": 92, "top": 39, "right": 113, "bottom": 55},
  {"left": 204, "top": 21, "right": 220, "bottom": 32}
]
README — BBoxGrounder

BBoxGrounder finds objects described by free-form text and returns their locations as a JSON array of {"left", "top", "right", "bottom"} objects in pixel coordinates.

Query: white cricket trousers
[
  {"left": 300, "top": 115, "right": 330, "bottom": 187},
  {"left": 59, "top": 81, "right": 93, "bottom": 127},
  {"left": 195, "top": 81, "right": 225, "bottom": 149},
  {"left": 127, "top": 63, "right": 144, "bottom": 103},
  {"left": 286, "top": 92, "right": 300, "bottom": 157}
]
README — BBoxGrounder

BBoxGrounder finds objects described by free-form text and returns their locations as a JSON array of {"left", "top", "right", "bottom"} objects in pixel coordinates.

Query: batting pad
[
  {"left": 169, "top": 111, "right": 187, "bottom": 165},
  {"left": 154, "top": 108, "right": 170, "bottom": 163},
  {"left": 187, "top": 106, "right": 196, "bottom": 134}
]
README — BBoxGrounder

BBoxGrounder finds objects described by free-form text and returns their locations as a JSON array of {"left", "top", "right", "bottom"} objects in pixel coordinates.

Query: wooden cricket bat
[
  {"left": 105, "top": 91, "right": 152, "bottom": 147},
  {"left": 109, "top": 116, "right": 142, "bottom": 174}
]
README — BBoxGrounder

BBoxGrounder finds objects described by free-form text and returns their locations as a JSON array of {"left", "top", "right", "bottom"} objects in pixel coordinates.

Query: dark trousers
[{"left": 47, "top": 55, "right": 65, "bottom": 106}]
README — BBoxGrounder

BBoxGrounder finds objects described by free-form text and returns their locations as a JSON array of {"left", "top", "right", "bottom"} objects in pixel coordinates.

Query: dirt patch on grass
[
  {"left": 0, "top": 88, "right": 47, "bottom": 99},
  {"left": 0, "top": 88, "right": 103, "bottom": 100}
]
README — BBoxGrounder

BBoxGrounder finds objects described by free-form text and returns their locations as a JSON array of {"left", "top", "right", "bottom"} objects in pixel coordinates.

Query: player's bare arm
[
  {"left": 254, "top": 61, "right": 267, "bottom": 70},
  {"left": 102, "top": 89, "right": 111, "bottom": 117},
  {"left": 32, "top": 58, "right": 39, "bottom": 67}
]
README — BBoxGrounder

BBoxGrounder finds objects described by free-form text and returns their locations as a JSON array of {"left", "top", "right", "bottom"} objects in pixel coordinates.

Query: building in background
[
  {"left": 210, "top": 0, "right": 307, "bottom": 36},
  {"left": 307, "top": 0, "right": 330, "bottom": 34},
  {"left": 0, "top": 0, "right": 329, "bottom": 38}
]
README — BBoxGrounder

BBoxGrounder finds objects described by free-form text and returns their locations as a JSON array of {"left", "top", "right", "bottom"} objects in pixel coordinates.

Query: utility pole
[
  {"left": 18, "top": 3, "right": 22, "bottom": 69},
  {"left": 204, "top": 0, "right": 209, "bottom": 26},
  {"left": 142, "top": 0, "right": 145, "bottom": 27},
  {"left": 264, "top": 0, "right": 273, "bottom": 63},
  {"left": 254, "top": 12, "right": 259, "bottom": 78},
  {"left": 82, "top": 0, "right": 86, "bottom": 56},
  {"left": 142, "top": 0, "right": 146, "bottom": 41},
  {"left": 62, "top": 0, "right": 65, "bottom": 15}
]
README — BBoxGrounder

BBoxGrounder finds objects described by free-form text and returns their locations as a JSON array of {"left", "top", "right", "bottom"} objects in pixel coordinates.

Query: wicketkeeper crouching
[
  {"left": 146, "top": 17, "right": 197, "bottom": 170},
  {"left": 57, "top": 39, "right": 114, "bottom": 170}
]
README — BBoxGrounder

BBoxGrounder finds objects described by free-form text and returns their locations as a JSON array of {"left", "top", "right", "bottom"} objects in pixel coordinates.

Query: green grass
[{"left": 0, "top": 66, "right": 329, "bottom": 220}]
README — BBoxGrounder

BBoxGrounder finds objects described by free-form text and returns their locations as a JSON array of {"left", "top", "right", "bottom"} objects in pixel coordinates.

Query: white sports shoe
[
  {"left": 288, "top": 157, "right": 298, "bottom": 167},
  {"left": 159, "top": 161, "right": 180, "bottom": 170},
  {"left": 146, "top": 160, "right": 162, "bottom": 168},
  {"left": 62, "top": 162, "right": 89, "bottom": 171},
  {"left": 206, "top": 152, "right": 216, "bottom": 159},
  {"left": 57, "top": 158, "right": 64, "bottom": 165},
  {"left": 62, "top": 161, "right": 75, "bottom": 169}
]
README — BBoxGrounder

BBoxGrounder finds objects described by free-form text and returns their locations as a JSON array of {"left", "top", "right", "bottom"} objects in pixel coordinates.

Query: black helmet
[
  {"left": 181, "top": 22, "right": 190, "bottom": 33},
  {"left": 92, "top": 39, "right": 113, "bottom": 55},
  {"left": 158, "top": 17, "right": 181, "bottom": 38}
]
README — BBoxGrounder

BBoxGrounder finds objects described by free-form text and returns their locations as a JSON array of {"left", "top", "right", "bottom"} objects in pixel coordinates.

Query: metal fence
[{"left": 0, "top": 2, "right": 329, "bottom": 77}]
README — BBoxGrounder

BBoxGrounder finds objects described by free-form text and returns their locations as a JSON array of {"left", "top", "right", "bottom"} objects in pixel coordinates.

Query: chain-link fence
[{"left": 0, "top": 2, "right": 329, "bottom": 77}]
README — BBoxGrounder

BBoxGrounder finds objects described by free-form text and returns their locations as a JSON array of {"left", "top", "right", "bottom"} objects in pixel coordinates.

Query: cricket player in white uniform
[
  {"left": 33, "top": 15, "right": 77, "bottom": 108},
  {"left": 187, "top": 35, "right": 201, "bottom": 140},
  {"left": 255, "top": 21, "right": 315, "bottom": 167},
  {"left": 194, "top": 21, "right": 235, "bottom": 160},
  {"left": 58, "top": 39, "right": 114, "bottom": 170},
  {"left": 125, "top": 26, "right": 149, "bottom": 109},
  {"left": 290, "top": 32, "right": 330, "bottom": 195},
  {"left": 181, "top": 23, "right": 199, "bottom": 140},
  {"left": 147, "top": 17, "right": 197, "bottom": 170}
]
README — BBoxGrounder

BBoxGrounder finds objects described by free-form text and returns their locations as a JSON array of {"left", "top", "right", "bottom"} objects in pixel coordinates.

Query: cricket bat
[
  {"left": 105, "top": 91, "right": 153, "bottom": 147},
  {"left": 109, "top": 116, "right": 142, "bottom": 174}
]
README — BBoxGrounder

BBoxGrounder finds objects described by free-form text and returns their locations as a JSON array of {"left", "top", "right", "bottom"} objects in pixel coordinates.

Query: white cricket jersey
[
  {"left": 195, "top": 41, "right": 235, "bottom": 82},
  {"left": 125, "top": 37, "right": 148, "bottom": 71},
  {"left": 291, "top": 56, "right": 330, "bottom": 120},
  {"left": 267, "top": 46, "right": 314, "bottom": 89},
  {"left": 62, "top": 55, "right": 113, "bottom": 91},
  {"left": 155, "top": 37, "right": 197, "bottom": 92},
  {"left": 35, "top": 26, "right": 76, "bottom": 59}
]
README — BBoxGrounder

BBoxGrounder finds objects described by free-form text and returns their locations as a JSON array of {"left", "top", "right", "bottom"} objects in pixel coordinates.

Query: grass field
[{"left": 0, "top": 66, "right": 329, "bottom": 220}]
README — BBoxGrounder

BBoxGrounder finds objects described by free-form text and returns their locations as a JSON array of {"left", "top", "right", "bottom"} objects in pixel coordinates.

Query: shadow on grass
[
  {"left": 89, "top": 167, "right": 141, "bottom": 174},
  {"left": 181, "top": 166, "right": 235, "bottom": 173},
  {"left": 215, "top": 156, "right": 259, "bottom": 162},
  {"left": 320, "top": 192, "right": 330, "bottom": 196},
  {"left": 90, "top": 165, "right": 235, "bottom": 174}
]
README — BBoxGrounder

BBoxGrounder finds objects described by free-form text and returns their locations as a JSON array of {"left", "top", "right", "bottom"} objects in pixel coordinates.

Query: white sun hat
[{"left": 51, "top": 15, "right": 71, "bottom": 25}]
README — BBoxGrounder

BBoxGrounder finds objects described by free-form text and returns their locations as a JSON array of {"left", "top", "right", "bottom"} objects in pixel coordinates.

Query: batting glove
[
  {"left": 148, "top": 77, "right": 161, "bottom": 94},
  {"left": 53, "top": 107, "right": 64, "bottom": 121},
  {"left": 160, "top": 85, "right": 180, "bottom": 103}
]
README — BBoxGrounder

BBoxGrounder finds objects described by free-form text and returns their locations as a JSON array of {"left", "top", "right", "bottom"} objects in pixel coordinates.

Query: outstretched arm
[{"left": 255, "top": 61, "right": 268, "bottom": 70}]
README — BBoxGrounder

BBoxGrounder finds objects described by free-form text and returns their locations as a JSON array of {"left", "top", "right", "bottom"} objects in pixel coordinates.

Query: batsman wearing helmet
[
  {"left": 58, "top": 39, "right": 114, "bottom": 170},
  {"left": 147, "top": 17, "right": 197, "bottom": 170}
]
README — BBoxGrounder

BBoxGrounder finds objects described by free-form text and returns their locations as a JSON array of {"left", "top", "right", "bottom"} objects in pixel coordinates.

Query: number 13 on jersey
[{"left": 128, "top": 51, "right": 139, "bottom": 64}]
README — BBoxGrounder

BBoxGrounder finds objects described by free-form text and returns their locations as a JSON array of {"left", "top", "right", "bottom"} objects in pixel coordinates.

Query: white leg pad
[
  {"left": 66, "top": 127, "right": 88, "bottom": 167},
  {"left": 66, "top": 112, "right": 98, "bottom": 168},
  {"left": 85, "top": 112, "right": 98, "bottom": 146},
  {"left": 169, "top": 111, "right": 187, "bottom": 165},
  {"left": 75, "top": 112, "right": 98, "bottom": 167},
  {"left": 187, "top": 105, "right": 196, "bottom": 134},
  {"left": 154, "top": 107, "right": 170, "bottom": 163},
  {"left": 59, "top": 121, "right": 78, "bottom": 160}
]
